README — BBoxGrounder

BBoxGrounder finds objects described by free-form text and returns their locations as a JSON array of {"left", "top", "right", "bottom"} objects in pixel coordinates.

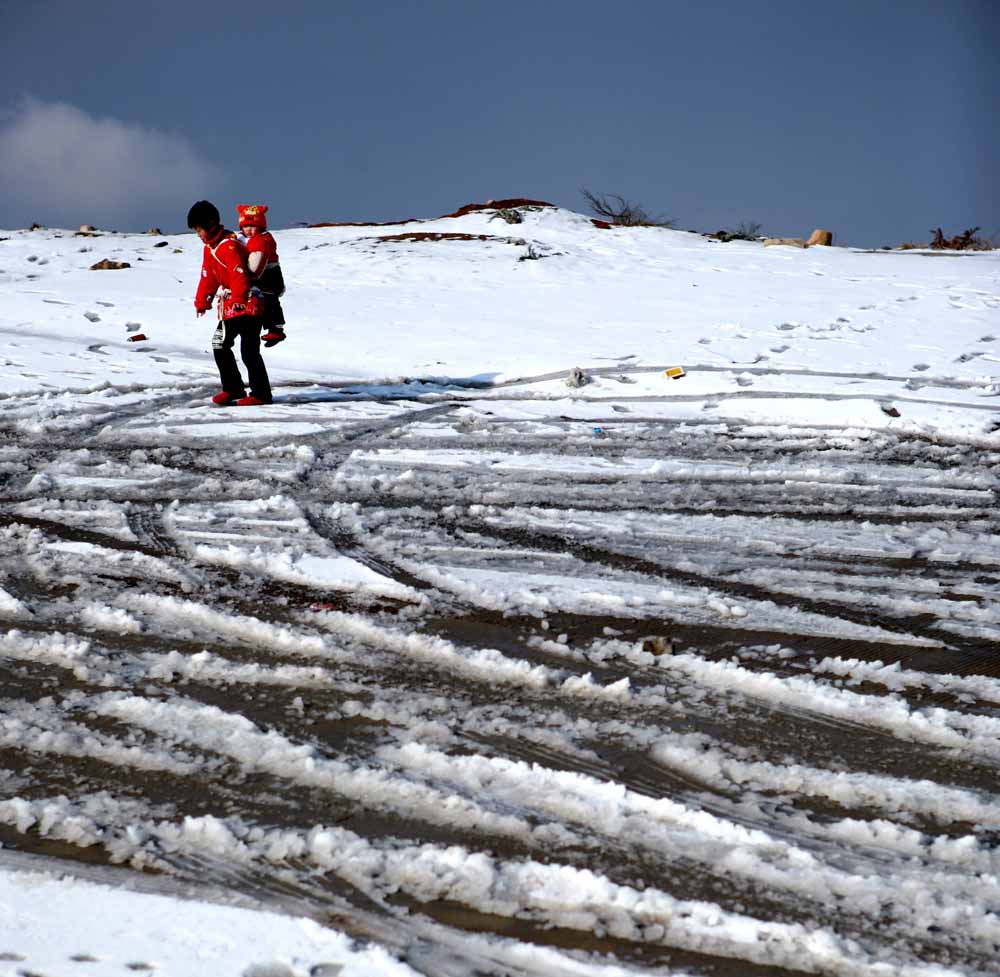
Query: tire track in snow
[{"left": 2, "top": 385, "right": 999, "bottom": 976}]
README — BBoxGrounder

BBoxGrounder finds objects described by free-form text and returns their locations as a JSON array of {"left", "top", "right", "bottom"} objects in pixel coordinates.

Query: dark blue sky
[{"left": 1, "top": 0, "right": 996, "bottom": 245}]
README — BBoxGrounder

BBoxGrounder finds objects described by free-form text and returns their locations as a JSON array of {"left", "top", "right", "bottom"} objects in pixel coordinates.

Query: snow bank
[{"left": 0, "top": 862, "right": 418, "bottom": 977}]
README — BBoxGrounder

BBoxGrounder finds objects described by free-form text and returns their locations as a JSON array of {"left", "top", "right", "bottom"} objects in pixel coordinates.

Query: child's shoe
[
  {"left": 235, "top": 395, "right": 272, "bottom": 406},
  {"left": 262, "top": 327, "right": 286, "bottom": 347}
]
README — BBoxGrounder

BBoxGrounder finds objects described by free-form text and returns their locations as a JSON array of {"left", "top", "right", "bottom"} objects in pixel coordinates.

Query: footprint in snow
[
  {"left": 955, "top": 351, "right": 984, "bottom": 363},
  {"left": 736, "top": 375, "right": 754, "bottom": 387},
  {"left": 776, "top": 323, "right": 797, "bottom": 331},
  {"left": 770, "top": 344, "right": 790, "bottom": 353},
  {"left": 96, "top": 300, "right": 114, "bottom": 307},
  {"left": 895, "top": 295, "right": 918, "bottom": 302},
  {"left": 698, "top": 337, "right": 712, "bottom": 344},
  {"left": 83, "top": 311, "right": 100, "bottom": 322},
  {"left": 979, "top": 335, "right": 996, "bottom": 342},
  {"left": 912, "top": 363, "right": 930, "bottom": 371}
]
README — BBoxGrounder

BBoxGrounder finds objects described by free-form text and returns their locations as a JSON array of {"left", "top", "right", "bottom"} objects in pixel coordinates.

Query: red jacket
[
  {"left": 194, "top": 228, "right": 259, "bottom": 319},
  {"left": 246, "top": 230, "right": 277, "bottom": 274},
  {"left": 246, "top": 230, "right": 285, "bottom": 296}
]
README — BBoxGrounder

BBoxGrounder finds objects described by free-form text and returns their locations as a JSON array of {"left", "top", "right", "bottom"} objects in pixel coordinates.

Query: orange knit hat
[{"left": 237, "top": 204, "right": 268, "bottom": 229}]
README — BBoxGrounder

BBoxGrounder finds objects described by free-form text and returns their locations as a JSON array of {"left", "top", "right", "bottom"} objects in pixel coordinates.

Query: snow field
[{"left": 2, "top": 206, "right": 999, "bottom": 975}]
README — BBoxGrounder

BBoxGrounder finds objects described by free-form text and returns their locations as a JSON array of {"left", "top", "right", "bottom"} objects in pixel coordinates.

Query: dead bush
[
  {"left": 490, "top": 208, "right": 524, "bottom": 225},
  {"left": 706, "top": 221, "right": 763, "bottom": 242},
  {"left": 581, "top": 188, "right": 675, "bottom": 228},
  {"left": 929, "top": 226, "right": 993, "bottom": 251}
]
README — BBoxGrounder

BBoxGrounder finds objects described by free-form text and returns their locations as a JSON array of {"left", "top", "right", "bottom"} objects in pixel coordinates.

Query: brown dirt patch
[
  {"left": 308, "top": 217, "right": 422, "bottom": 229},
  {"left": 439, "top": 198, "right": 555, "bottom": 219},
  {"left": 371, "top": 232, "right": 522, "bottom": 245}
]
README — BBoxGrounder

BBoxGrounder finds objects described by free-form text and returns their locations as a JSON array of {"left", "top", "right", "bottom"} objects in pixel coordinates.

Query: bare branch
[
  {"left": 580, "top": 188, "right": 675, "bottom": 228},
  {"left": 929, "top": 226, "right": 990, "bottom": 251}
]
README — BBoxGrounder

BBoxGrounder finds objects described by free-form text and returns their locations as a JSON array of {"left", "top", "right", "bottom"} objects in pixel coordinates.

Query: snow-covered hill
[{"left": 2, "top": 204, "right": 997, "bottom": 438}]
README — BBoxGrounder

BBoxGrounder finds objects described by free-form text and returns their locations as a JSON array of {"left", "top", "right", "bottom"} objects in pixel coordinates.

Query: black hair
[{"left": 187, "top": 200, "right": 220, "bottom": 230}]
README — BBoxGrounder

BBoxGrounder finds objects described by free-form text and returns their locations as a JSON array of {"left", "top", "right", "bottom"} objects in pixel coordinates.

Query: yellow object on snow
[{"left": 664, "top": 367, "right": 686, "bottom": 379}]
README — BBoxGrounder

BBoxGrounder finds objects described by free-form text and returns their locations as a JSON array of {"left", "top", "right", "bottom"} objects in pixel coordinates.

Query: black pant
[
  {"left": 260, "top": 291, "right": 285, "bottom": 328},
  {"left": 213, "top": 315, "right": 272, "bottom": 402}
]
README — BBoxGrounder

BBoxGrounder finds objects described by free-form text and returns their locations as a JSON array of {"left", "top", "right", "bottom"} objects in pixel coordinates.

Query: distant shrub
[
  {"left": 706, "top": 222, "right": 763, "bottom": 243},
  {"left": 490, "top": 208, "right": 524, "bottom": 225},
  {"left": 581, "top": 188, "right": 676, "bottom": 228},
  {"left": 929, "top": 226, "right": 993, "bottom": 251}
]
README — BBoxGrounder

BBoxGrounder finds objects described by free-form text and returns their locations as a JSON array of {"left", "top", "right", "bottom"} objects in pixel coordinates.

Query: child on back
[
  {"left": 237, "top": 204, "right": 287, "bottom": 347},
  {"left": 188, "top": 199, "right": 271, "bottom": 407}
]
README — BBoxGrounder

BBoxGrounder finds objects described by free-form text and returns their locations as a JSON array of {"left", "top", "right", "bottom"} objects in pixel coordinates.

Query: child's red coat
[{"left": 246, "top": 230, "right": 279, "bottom": 274}]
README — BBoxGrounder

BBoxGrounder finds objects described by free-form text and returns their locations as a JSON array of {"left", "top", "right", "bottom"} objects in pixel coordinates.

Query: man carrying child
[{"left": 187, "top": 199, "right": 273, "bottom": 406}]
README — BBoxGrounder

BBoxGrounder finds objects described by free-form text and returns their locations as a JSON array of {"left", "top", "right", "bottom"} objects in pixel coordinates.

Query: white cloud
[{"left": 0, "top": 98, "right": 221, "bottom": 230}]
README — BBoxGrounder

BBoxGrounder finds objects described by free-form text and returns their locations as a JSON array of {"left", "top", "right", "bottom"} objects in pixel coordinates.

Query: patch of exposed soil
[{"left": 370, "top": 232, "right": 525, "bottom": 245}]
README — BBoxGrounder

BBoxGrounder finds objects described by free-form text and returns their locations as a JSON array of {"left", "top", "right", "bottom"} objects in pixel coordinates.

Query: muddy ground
[{"left": 1, "top": 380, "right": 998, "bottom": 976}]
